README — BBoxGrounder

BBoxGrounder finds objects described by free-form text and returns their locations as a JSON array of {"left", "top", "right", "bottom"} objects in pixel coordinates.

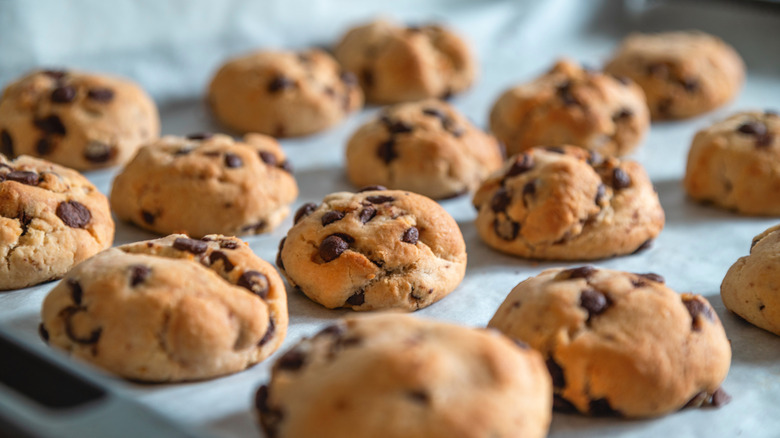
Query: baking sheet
[{"left": 2, "top": 0, "right": 780, "bottom": 436}]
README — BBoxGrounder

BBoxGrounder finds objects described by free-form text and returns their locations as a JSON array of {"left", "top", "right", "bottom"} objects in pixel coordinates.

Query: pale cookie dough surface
[
  {"left": 0, "top": 69, "right": 160, "bottom": 170},
  {"left": 110, "top": 133, "right": 298, "bottom": 238},
  {"left": 39, "top": 234, "right": 288, "bottom": 382},
  {"left": 489, "top": 266, "right": 732, "bottom": 418},
  {"left": 490, "top": 59, "right": 649, "bottom": 157},
  {"left": 256, "top": 313, "right": 552, "bottom": 438},
  {"left": 0, "top": 154, "right": 114, "bottom": 290},
  {"left": 346, "top": 99, "right": 503, "bottom": 199},
  {"left": 278, "top": 188, "right": 467, "bottom": 311}
]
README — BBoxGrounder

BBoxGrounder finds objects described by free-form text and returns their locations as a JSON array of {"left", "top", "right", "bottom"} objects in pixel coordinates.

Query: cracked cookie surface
[
  {"left": 472, "top": 146, "right": 664, "bottom": 260},
  {"left": 256, "top": 313, "right": 551, "bottom": 438},
  {"left": 721, "top": 224, "right": 780, "bottom": 336},
  {"left": 489, "top": 267, "right": 731, "bottom": 418},
  {"left": 39, "top": 234, "right": 287, "bottom": 382},
  {"left": 333, "top": 19, "right": 475, "bottom": 104},
  {"left": 346, "top": 99, "right": 503, "bottom": 199},
  {"left": 208, "top": 49, "right": 363, "bottom": 137},
  {"left": 0, "top": 69, "right": 159, "bottom": 170},
  {"left": 490, "top": 59, "right": 649, "bottom": 157},
  {"left": 604, "top": 31, "right": 744, "bottom": 120},
  {"left": 277, "top": 188, "right": 467, "bottom": 311},
  {"left": 684, "top": 111, "right": 780, "bottom": 215},
  {"left": 0, "top": 154, "right": 114, "bottom": 290},
  {"left": 110, "top": 133, "right": 298, "bottom": 238}
]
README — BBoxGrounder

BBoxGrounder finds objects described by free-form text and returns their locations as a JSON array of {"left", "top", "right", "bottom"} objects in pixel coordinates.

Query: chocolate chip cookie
[
  {"left": 345, "top": 99, "right": 503, "bottom": 199},
  {"left": 490, "top": 59, "right": 650, "bottom": 157},
  {"left": 39, "top": 234, "right": 287, "bottom": 382},
  {"left": 256, "top": 313, "right": 551, "bottom": 438},
  {"left": 208, "top": 49, "right": 363, "bottom": 137},
  {"left": 0, "top": 154, "right": 114, "bottom": 290},
  {"left": 721, "top": 224, "right": 780, "bottom": 336},
  {"left": 472, "top": 146, "right": 664, "bottom": 260},
  {"left": 489, "top": 267, "right": 732, "bottom": 418},
  {"left": 110, "top": 133, "right": 298, "bottom": 238},
  {"left": 0, "top": 69, "right": 160, "bottom": 170},
  {"left": 277, "top": 188, "right": 467, "bottom": 311},
  {"left": 604, "top": 31, "right": 744, "bottom": 120},
  {"left": 333, "top": 19, "right": 476, "bottom": 104},
  {"left": 684, "top": 110, "right": 780, "bottom": 215}
]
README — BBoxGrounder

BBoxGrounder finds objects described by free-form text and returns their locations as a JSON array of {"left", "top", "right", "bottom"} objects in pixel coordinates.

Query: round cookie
[
  {"left": 0, "top": 69, "right": 160, "bottom": 170},
  {"left": 684, "top": 110, "right": 780, "bottom": 215},
  {"left": 333, "top": 20, "right": 476, "bottom": 104},
  {"left": 489, "top": 59, "right": 650, "bottom": 157},
  {"left": 345, "top": 99, "right": 503, "bottom": 199},
  {"left": 721, "top": 224, "right": 780, "bottom": 336},
  {"left": 277, "top": 188, "right": 467, "bottom": 311},
  {"left": 0, "top": 154, "right": 114, "bottom": 290},
  {"left": 110, "top": 133, "right": 298, "bottom": 238},
  {"left": 255, "top": 313, "right": 552, "bottom": 438},
  {"left": 208, "top": 49, "right": 363, "bottom": 137},
  {"left": 604, "top": 31, "right": 744, "bottom": 120},
  {"left": 472, "top": 146, "right": 664, "bottom": 260},
  {"left": 489, "top": 266, "right": 732, "bottom": 418},
  {"left": 39, "top": 234, "right": 288, "bottom": 382}
]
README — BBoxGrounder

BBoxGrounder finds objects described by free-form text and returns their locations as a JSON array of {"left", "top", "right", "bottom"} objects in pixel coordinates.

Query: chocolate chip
[
  {"left": 402, "top": 227, "right": 419, "bottom": 244},
  {"left": 186, "top": 132, "right": 213, "bottom": 140},
  {"left": 506, "top": 154, "right": 534, "bottom": 177},
  {"left": 553, "top": 395, "right": 578, "bottom": 413},
  {"left": 759, "top": 303, "right": 766, "bottom": 311},
  {"left": 68, "top": 279, "right": 83, "bottom": 305},
  {"left": 174, "top": 147, "right": 193, "bottom": 156},
  {"left": 386, "top": 120, "right": 413, "bottom": 135},
  {"left": 440, "top": 88, "right": 454, "bottom": 100},
  {"left": 361, "top": 69, "right": 374, "bottom": 88},
  {"left": 5, "top": 171, "right": 40, "bottom": 186},
  {"left": 86, "top": 88, "right": 115, "bottom": 102},
  {"left": 493, "top": 218, "right": 520, "bottom": 240},
  {"left": 611, "top": 168, "right": 631, "bottom": 190},
  {"left": 276, "top": 237, "right": 286, "bottom": 270},
  {"left": 268, "top": 76, "right": 295, "bottom": 93},
  {"left": 613, "top": 75, "right": 631, "bottom": 85},
  {"left": 595, "top": 184, "right": 606, "bottom": 205},
  {"left": 358, "top": 206, "right": 377, "bottom": 224},
  {"left": 56, "top": 201, "right": 91, "bottom": 228},
  {"left": 294, "top": 202, "right": 317, "bottom": 224},
  {"left": 224, "top": 153, "right": 243, "bottom": 168},
  {"left": 522, "top": 180, "right": 536, "bottom": 198},
  {"left": 545, "top": 146, "right": 566, "bottom": 154},
  {"left": 38, "top": 323, "right": 49, "bottom": 343},
  {"left": 564, "top": 266, "right": 596, "bottom": 280},
  {"left": 546, "top": 357, "right": 566, "bottom": 388},
  {"left": 407, "top": 390, "right": 430, "bottom": 404},
  {"left": 377, "top": 139, "right": 398, "bottom": 164},
  {"left": 17, "top": 211, "right": 32, "bottom": 236},
  {"left": 490, "top": 188, "right": 511, "bottom": 213},
  {"left": 681, "top": 78, "right": 699, "bottom": 92},
  {"left": 422, "top": 107, "right": 447, "bottom": 119},
  {"left": 589, "top": 398, "right": 620, "bottom": 416},
  {"left": 321, "top": 210, "right": 345, "bottom": 226},
  {"left": 557, "top": 81, "right": 579, "bottom": 106},
  {"left": 276, "top": 348, "right": 306, "bottom": 371},
  {"left": 365, "top": 195, "right": 395, "bottom": 204},
  {"left": 711, "top": 388, "right": 732, "bottom": 407},
  {"left": 340, "top": 71, "right": 357, "bottom": 86},
  {"left": 357, "top": 185, "right": 387, "bottom": 192},
  {"left": 684, "top": 391, "right": 709, "bottom": 409},
  {"left": 613, "top": 108, "right": 633, "bottom": 121},
  {"left": 209, "top": 251, "right": 235, "bottom": 272},
  {"left": 34, "top": 115, "right": 66, "bottom": 135},
  {"left": 219, "top": 239, "right": 239, "bottom": 250},
  {"left": 588, "top": 151, "right": 603, "bottom": 166},
  {"left": 172, "top": 237, "right": 208, "bottom": 254},
  {"left": 632, "top": 239, "right": 653, "bottom": 254},
  {"left": 1, "top": 130, "right": 13, "bottom": 157},
  {"left": 141, "top": 210, "right": 155, "bottom": 224},
  {"left": 238, "top": 271, "right": 270, "bottom": 299},
  {"left": 443, "top": 119, "right": 464, "bottom": 137},
  {"left": 646, "top": 63, "right": 669, "bottom": 77},
  {"left": 35, "top": 138, "right": 54, "bottom": 155},
  {"left": 42, "top": 70, "right": 68, "bottom": 80},
  {"left": 279, "top": 160, "right": 293, "bottom": 173},
  {"left": 84, "top": 141, "right": 114, "bottom": 163},
  {"left": 130, "top": 265, "right": 151, "bottom": 287},
  {"left": 259, "top": 318, "right": 275, "bottom": 346},
  {"left": 259, "top": 151, "right": 278, "bottom": 166},
  {"left": 51, "top": 86, "right": 77, "bottom": 103},
  {"left": 62, "top": 306, "right": 102, "bottom": 345},
  {"left": 256, "top": 384, "right": 284, "bottom": 438},
  {"left": 682, "top": 295, "right": 715, "bottom": 331},
  {"left": 737, "top": 121, "right": 767, "bottom": 136},
  {"left": 637, "top": 273, "right": 664, "bottom": 283},
  {"left": 346, "top": 289, "right": 365, "bottom": 306},
  {"left": 580, "top": 288, "right": 608, "bottom": 319},
  {"left": 320, "top": 234, "right": 352, "bottom": 262}
]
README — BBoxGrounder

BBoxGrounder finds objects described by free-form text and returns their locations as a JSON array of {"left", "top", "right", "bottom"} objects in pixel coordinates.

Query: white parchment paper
[{"left": 1, "top": 0, "right": 780, "bottom": 436}]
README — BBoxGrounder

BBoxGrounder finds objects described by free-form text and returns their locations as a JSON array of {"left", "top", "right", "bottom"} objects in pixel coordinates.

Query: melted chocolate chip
[
  {"left": 546, "top": 357, "right": 566, "bottom": 388},
  {"left": 276, "top": 348, "right": 306, "bottom": 371},
  {"left": 51, "top": 86, "right": 77, "bottom": 103},
  {"left": 545, "top": 146, "right": 566, "bottom": 154},
  {"left": 34, "top": 115, "right": 66, "bottom": 135},
  {"left": 259, "top": 318, "right": 275, "bottom": 346},
  {"left": 56, "top": 201, "right": 91, "bottom": 228},
  {"left": 557, "top": 81, "right": 579, "bottom": 106},
  {"left": 506, "top": 154, "right": 534, "bottom": 177},
  {"left": 62, "top": 306, "right": 102, "bottom": 345},
  {"left": 588, "top": 151, "right": 603, "bottom": 166},
  {"left": 186, "top": 133, "right": 213, "bottom": 140},
  {"left": 637, "top": 272, "right": 664, "bottom": 284},
  {"left": 522, "top": 180, "right": 536, "bottom": 199},
  {"left": 682, "top": 296, "right": 715, "bottom": 331},
  {"left": 407, "top": 390, "right": 430, "bottom": 404},
  {"left": 562, "top": 266, "right": 596, "bottom": 280},
  {"left": 5, "top": 171, "right": 40, "bottom": 186},
  {"left": 238, "top": 271, "right": 270, "bottom": 299},
  {"left": 737, "top": 121, "right": 767, "bottom": 136},
  {"left": 359, "top": 206, "right": 377, "bottom": 224},
  {"left": 172, "top": 237, "right": 208, "bottom": 254},
  {"left": 141, "top": 210, "right": 155, "bottom": 224},
  {"left": 276, "top": 237, "right": 286, "bottom": 270},
  {"left": 219, "top": 239, "right": 239, "bottom": 250},
  {"left": 632, "top": 239, "right": 653, "bottom": 254},
  {"left": 613, "top": 108, "right": 633, "bottom": 121},
  {"left": 68, "top": 279, "right": 83, "bottom": 305},
  {"left": 402, "top": 227, "right": 419, "bottom": 244},
  {"left": 611, "top": 168, "right": 631, "bottom": 190},
  {"left": 490, "top": 188, "right": 511, "bottom": 213},
  {"left": 681, "top": 78, "right": 699, "bottom": 92},
  {"left": 422, "top": 107, "right": 447, "bottom": 119},
  {"left": 580, "top": 288, "right": 608, "bottom": 319},
  {"left": 224, "top": 153, "right": 243, "bottom": 168},
  {"left": 1, "top": 130, "right": 13, "bottom": 157},
  {"left": 86, "top": 88, "right": 115, "bottom": 102},
  {"left": 84, "top": 141, "right": 114, "bottom": 163},
  {"left": 36, "top": 138, "right": 54, "bottom": 155},
  {"left": 386, "top": 120, "right": 413, "bottom": 135},
  {"left": 294, "top": 203, "right": 317, "bottom": 224},
  {"left": 130, "top": 265, "right": 151, "bottom": 287},
  {"left": 358, "top": 185, "right": 387, "bottom": 192},
  {"left": 209, "top": 251, "right": 235, "bottom": 272},
  {"left": 320, "top": 234, "right": 353, "bottom": 262},
  {"left": 493, "top": 218, "right": 520, "bottom": 240},
  {"left": 38, "top": 323, "right": 49, "bottom": 343},
  {"left": 321, "top": 210, "right": 345, "bottom": 226},
  {"left": 346, "top": 289, "right": 365, "bottom": 306},
  {"left": 41, "top": 70, "right": 68, "bottom": 80},
  {"left": 365, "top": 195, "right": 395, "bottom": 204},
  {"left": 259, "top": 151, "right": 278, "bottom": 166},
  {"left": 589, "top": 398, "right": 620, "bottom": 416},
  {"left": 268, "top": 76, "right": 295, "bottom": 93},
  {"left": 553, "top": 395, "right": 578, "bottom": 413},
  {"left": 377, "top": 139, "right": 398, "bottom": 164}
]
